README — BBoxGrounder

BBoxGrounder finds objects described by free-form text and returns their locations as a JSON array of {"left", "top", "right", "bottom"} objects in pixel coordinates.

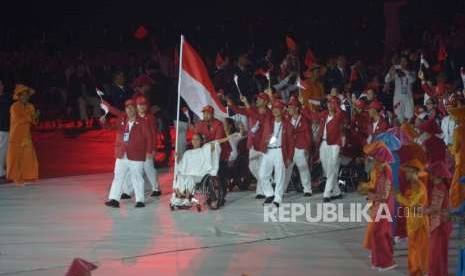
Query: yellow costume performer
[
  {"left": 449, "top": 106, "right": 465, "bottom": 208},
  {"left": 6, "top": 84, "right": 39, "bottom": 185}
]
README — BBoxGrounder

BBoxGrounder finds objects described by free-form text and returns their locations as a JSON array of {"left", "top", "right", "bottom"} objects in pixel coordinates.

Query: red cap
[
  {"left": 419, "top": 119, "right": 442, "bottom": 134},
  {"left": 256, "top": 92, "right": 270, "bottom": 103},
  {"left": 202, "top": 105, "right": 214, "bottom": 113},
  {"left": 125, "top": 99, "right": 135, "bottom": 107},
  {"left": 368, "top": 100, "right": 383, "bottom": 111},
  {"left": 426, "top": 161, "right": 452, "bottom": 179},
  {"left": 132, "top": 74, "right": 154, "bottom": 87},
  {"left": 287, "top": 97, "right": 300, "bottom": 107},
  {"left": 134, "top": 95, "right": 149, "bottom": 106},
  {"left": 272, "top": 101, "right": 286, "bottom": 110}
]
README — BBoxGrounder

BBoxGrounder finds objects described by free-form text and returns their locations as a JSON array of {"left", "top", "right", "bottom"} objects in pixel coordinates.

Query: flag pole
[{"left": 173, "top": 35, "right": 184, "bottom": 185}]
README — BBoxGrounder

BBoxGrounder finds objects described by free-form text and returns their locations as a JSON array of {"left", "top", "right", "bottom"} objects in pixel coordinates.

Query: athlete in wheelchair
[{"left": 170, "top": 132, "right": 240, "bottom": 211}]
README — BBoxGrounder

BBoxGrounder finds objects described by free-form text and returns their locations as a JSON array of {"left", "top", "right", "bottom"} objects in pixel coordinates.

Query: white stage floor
[{"left": 0, "top": 170, "right": 457, "bottom": 275}]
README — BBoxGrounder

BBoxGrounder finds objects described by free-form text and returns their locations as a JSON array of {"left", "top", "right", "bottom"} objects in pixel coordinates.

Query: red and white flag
[{"left": 178, "top": 37, "right": 227, "bottom": 120}]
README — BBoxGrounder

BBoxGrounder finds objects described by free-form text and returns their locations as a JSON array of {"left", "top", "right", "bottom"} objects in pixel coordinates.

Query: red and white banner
[{"left": 178, "top": 37, "right": 228, "bottom": 120}]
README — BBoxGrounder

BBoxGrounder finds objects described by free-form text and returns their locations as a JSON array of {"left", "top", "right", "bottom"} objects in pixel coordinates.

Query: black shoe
[
  {"left": 263, "top": 196, "right": 274, "bottom": 205},
  {"left": 273, "top": 202, "right": 280, "bottom": 208},
  {"left": 121, "top": 193, "right": 131, "bottom": 200},
  {"left": 323, "top": 197, "right": 331, "bottom": 203},
  {"left": 255, "top": 194, "right": 266, "bottom": 199},
  {"left": 331, "top": 194, "right": 343, "bottom": 200},
  {"left": 304, "top": 192, "right": 313, "bottom": 197},
  {"left": 105, "top": 199, "right": 120, "bottom": 208},
  {"left": 151, "top": 190, "right": 162, "bottom": 197},
  {"left": 135, "top": 202, "right": 146, "bottom": 208}
]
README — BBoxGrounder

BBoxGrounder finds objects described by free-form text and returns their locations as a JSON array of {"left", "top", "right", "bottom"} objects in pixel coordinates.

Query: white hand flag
[
  {"left": 96, "top": 88, "right": 105, "bottom": 101},
  {"left": 420, "top": 54, "right": 429, "bottom": 69},
  {"left": 100, "top": 103, "right": 109, "bottom": 116},
  {"left": 233, "top": 74, "right": 243, "bottom": 96}
]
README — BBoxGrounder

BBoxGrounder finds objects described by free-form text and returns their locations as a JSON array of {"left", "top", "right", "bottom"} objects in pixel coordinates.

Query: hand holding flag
[
  {"left": 96, "top": 88, "right": 109, "bottom": 116},
  {"left": 233, "top": 74, "right": 243, "bottom": 97},
  {"left": 420, "top": 54, "right": 430, "bottom": 69}
]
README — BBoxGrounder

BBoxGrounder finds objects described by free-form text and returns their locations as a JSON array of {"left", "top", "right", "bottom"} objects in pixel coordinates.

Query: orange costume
[
  {"left": 449, "top": 107, "right": 465, "bottom": 208},
  {"left": 6, "top": 85, "right": 39, "bottom": 185},
  {"left": 362, "top": 141, "right": 396, "bottom": 270},
  {"left": 300, "top": 67, "right": 324, "bottom": 112},
  {"left": 395, "top": 160, "right": 429, "bottom": 276}
]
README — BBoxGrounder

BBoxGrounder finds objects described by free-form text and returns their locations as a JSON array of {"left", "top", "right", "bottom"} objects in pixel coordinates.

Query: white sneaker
[{"left": 377, "top": 264, "right": 397, "bottom": 271}]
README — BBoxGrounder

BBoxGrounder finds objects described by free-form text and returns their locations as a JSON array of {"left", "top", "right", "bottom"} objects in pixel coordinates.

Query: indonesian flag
[
  {"left": 134, "top": 25, "right": 149, "bottom": 40},
  {"left": 179, "top": 38, "right": 227, "bottom": 120},
  {"left": 215, "top": 52, "right": 225, "bottom": 69},
  {"left": 286, "top": 36, "right": 297, "bottom": 50},
  {"left": 304, "top": 49, "right": 315, "bottom": 68}
]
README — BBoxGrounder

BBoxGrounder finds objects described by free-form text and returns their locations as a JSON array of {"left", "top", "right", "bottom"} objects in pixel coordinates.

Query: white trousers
[
  {"left": 123, "top": 157, "right": 160, "bottom": 194},
  {"left": 320, "top": 141, "right": 341, "bottom": 198},
  {"left": 284, "top": 148, "right": 312, "bottom": 193},
  {"left": 259, "top": 148, "right": 286, "bottom": 203},
  {"left": 108, "top": 158, "right": 145, "bottom": 203},
  {"left": 0, "top": 131, "right": 8, "bottom": 177},
  {"left": 393, "top": 94, "right": 414, "bottom": 123},
  {"left": 249, "top": 148, "right": 264, "bottom": 195}
]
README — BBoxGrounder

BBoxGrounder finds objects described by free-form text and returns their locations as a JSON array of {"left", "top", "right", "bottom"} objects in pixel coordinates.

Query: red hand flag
[
  {"left": 215, "top": 52, "right": 225, "bottom": 69},
  {"left": 286, "top": 36, "right": 297, "bottom": 50},
  {"left": 134, "top": 25, "right": 149, "bottom": 40},
  {"left": 437, "top": 43, "right": 448, "bottom": 62},
  {"left": 304, "top": 49, "right": 315, "bottom": 68}
]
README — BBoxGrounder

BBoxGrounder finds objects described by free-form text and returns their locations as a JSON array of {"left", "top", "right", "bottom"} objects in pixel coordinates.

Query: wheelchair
[{"left": 169, "top": 174, "right": 224, "bottom": 212}]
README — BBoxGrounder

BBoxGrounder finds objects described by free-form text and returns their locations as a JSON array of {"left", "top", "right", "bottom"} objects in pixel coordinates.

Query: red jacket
[
  {"left": 289, "top": 114, "right": 312, "bottom": 150},
  {"left": 114, "top": 116, "right": 152, "bottom": 161},
  {"left": 303, "top": 106, "right": 345, "bottom": 146},
  {"left": 367, "top": 116, "right": 389, "bottom": 139},
  {"left": 138, "top": 113, "right": 157, "bottom": 152},
  {"left": 229, "top": 104, "right": 273, "bottom": 151},
  {"left": 195, "top": 118, "right": 231, "bottom": 161},
  {"left": 259, "top": 117, "right": 295, "bottom": 166}
]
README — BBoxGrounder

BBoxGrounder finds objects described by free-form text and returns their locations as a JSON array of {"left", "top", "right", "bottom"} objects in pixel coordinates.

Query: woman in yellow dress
[
  {"left": 395, "top": 159, "right": 429, "bottom": 276},
  {"left": 6, "top": 84, "right": 39, "bottom": 185},
  {"left": 449, "top": 106, "right": 465, "bottom": 208}
]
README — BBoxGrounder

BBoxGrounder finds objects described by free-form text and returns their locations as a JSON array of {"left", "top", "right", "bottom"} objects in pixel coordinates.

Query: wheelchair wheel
[{"left": 199, "top": 175, "right": 221, "bottom": 210}]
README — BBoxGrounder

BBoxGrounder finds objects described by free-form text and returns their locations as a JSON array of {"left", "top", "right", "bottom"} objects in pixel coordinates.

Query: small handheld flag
[{"left": 233, "top": 74, "right": 243, "bottom": 97}]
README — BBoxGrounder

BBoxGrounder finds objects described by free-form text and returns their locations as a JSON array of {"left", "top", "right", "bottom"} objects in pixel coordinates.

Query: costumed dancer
[
  {"left": 448, "top": 106, "right": 465, "bottom": 208},
  {"left": 422, "top": 161, "right": 452, "bottom": 276},
  {"left": 360, "top": 140, "right": 397, "bottom": 271},
  {"left": 6, "top": 84, "right": 39, "bottom": 185},
  {"left": 395, "top": 159, "right": 429, "bottom": 276}
]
